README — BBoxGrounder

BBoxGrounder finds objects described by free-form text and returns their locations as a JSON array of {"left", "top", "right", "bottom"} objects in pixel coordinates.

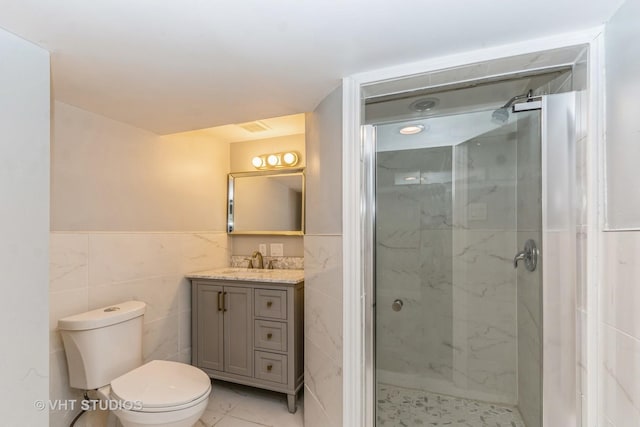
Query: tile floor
[
  {"left": 196, "top": 380, "right": 304, "bottom": 427},
  {"left": 376, "top": 383, "right": 526, "bottom": 426}
]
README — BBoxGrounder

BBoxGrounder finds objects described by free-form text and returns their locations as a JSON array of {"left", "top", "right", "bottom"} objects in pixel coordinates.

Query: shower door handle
[
  {"left": 513, "top": 239, "right": 538, "bottom": 272},
  {"left": 513, "top": 251, "right": 527, "bottom": 268}
]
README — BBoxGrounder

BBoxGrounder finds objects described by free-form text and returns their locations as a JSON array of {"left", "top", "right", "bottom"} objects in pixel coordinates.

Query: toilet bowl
[
  {"left": 99, "top": 360, "right": 211, "bottom": 427},
  {"left": 58, "top": 301, "right": 211, "bottom": 427}
]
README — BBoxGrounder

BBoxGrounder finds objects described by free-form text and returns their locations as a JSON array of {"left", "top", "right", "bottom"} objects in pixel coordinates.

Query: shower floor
[{"left": 376, "top": 383, "right": 526, "bottom": 426}]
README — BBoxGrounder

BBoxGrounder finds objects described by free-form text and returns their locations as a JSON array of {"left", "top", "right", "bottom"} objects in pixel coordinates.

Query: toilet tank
[{"left": 58, "top": 301, "right": 146, "bottom": 390}]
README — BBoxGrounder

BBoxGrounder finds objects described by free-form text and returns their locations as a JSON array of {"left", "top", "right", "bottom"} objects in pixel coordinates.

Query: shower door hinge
[{"left": 512, "top": 99, "right": 542, "bottom": 112}]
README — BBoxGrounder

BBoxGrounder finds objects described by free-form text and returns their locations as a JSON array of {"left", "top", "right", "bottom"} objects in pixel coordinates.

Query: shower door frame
[
  {"left": 363, "top": 93, "right": 577, "bottom": 425},
  {"left": 342, "top": 31, "right": 604, "bottom": 427}
]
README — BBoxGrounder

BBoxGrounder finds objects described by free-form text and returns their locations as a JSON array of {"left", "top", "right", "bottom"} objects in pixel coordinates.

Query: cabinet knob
[
  {"left": 267, "top": 333, "right": 273, "bottom": 340},
  {"left": 267, "top": 301, "right": 273, "bottom": 308},
  {"left": 267, "top": 364, "right": 273, "bottom": 371}
]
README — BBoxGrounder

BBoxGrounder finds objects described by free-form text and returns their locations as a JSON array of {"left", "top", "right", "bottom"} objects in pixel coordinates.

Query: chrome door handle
[
  {"left": 514, "top": 239, "right": 538, "bottom": 272},
  {"left": 392, "top": 299, "right": 403, "bottom": 312}
]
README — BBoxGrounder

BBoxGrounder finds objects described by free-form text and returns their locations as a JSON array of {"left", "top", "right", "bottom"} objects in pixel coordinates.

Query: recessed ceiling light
[
  {"left": 409, "top": 97, "right": 440, "bottom": 112},
  {"left": 399, "top": 124, "right": 425, "bottom": 135}
]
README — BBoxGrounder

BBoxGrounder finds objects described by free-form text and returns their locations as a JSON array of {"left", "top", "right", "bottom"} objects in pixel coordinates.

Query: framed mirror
[{"left": 227, "top": 168, "right": 305, "bottom": 235}]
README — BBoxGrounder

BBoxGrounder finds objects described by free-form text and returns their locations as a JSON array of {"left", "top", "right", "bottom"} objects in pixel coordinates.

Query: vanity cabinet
[
  {"left": 191, "top": 277, "right": 304, "bottom": 413},
  {"left": 194, "top": 284, "right": 253, "bottom": 377}
]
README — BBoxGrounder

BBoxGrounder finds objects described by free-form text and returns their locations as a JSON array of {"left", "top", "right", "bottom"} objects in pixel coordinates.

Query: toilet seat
[{"left": 110, "top": 360, "right": 211, "bottom": 413}]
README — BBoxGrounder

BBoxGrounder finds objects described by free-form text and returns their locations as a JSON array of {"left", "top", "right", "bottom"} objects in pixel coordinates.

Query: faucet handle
[
  {"left": 244, "top": 258, "right": 254, "bottom": 269},
  {"left": 267, "top": 260, "right": 274, "bottom": 269}
]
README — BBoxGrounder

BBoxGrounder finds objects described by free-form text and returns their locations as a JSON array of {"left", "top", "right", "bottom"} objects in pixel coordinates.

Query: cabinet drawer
[
  {"left": 254, "top": 351, "right": 288, "bottom": 384},
  {"left": 254, "top": 320, "right": 287, "bottom": 352},
  {"left": 254, "top": 289, "right": 287, "bottom": 320}
]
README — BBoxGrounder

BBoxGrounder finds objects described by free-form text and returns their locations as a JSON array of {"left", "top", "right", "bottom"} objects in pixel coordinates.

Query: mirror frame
[{"left": 227, "top": 168, "right": 305, "bottom": 235}]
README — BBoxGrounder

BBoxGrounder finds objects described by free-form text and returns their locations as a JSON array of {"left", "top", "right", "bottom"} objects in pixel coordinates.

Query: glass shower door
[{"left": 374, "top": 107, "right": 543, "bottom": 426}]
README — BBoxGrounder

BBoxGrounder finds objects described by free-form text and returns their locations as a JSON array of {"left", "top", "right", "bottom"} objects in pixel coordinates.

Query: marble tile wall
[
  {"left": 602, "top": 231, "right": 640, "bottom": 427},
  {"left": 49, "top": 231, "right": 229, "bottom": 427},
  {"left": 375, "top": 147, "right": 454, "bottom": 388},
  {"left": 375, "top": 124, "right": 520, "bottom": 405},
  {"left": 451, "top": 128, "right": 519, "bottom": 404},
  {"left": 304, "top": 236, "right": 343, "bottom": 427}
]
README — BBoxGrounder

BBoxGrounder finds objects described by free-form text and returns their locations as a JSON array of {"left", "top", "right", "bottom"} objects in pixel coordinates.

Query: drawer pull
[
  {"left": 217, "top": 292, "right": 222, "bottom": 312},
  {"left": 267, "top": 301, "right": 273, "bottom": 308},
  {"left": 267, "top": 333, "right": 273, "bottom": 339},
  {"left": 267, "top": 364, "right": 273, "bottom": 371}
]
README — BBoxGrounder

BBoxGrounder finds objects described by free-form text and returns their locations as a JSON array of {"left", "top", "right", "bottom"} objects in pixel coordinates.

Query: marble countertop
[{"left": 186, "top": 267, "right": 304, "bottom": 284}]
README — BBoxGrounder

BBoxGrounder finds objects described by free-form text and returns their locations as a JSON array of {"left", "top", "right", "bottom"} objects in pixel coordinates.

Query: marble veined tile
[
  {"left": 180, "top": 232, "right": 228, "bottom": 272},
  {"left": 603, "top": 324, "right": 640, "bottom": 427},
  {"left": 50, "top": 233, "right": 89, "bottom": 292},
  {"left": 304, "top": 235, "right": 342, "bottom": 301},
  {"left": 88, "top": 233, "right": 183, "bottom": 286}
]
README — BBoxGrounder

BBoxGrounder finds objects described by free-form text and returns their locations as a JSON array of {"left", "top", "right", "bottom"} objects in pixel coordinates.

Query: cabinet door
[
  {"left": 196, "top": 284, "right": 224, "bottom": 371},
  {"left": 223, "top": 286, "right": 253, "bottom": 377}
]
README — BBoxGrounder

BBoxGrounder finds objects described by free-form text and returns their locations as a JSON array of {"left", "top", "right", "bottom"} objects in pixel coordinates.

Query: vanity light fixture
[
  {"left": 252, "top": 151, "right": 300, "bottom": 170},
  {"left": 251, "top": 156, "right": 265, "bottom": 168}
]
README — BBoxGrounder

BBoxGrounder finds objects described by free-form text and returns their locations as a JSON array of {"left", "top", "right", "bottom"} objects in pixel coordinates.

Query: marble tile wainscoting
[
  {"left": 602, "top": 231, "right": 640, "bottom": 427},
  {"left": 303, "top": 235, "right": 343, "bottom": 427},
  {"left": 49, "top": 231, "right": 229, "bottom": 427}
]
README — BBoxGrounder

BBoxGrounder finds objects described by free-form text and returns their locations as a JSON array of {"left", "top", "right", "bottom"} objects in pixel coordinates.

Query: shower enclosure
[{"left": 367, "top": 92, "right": 578, "bottom": 426}]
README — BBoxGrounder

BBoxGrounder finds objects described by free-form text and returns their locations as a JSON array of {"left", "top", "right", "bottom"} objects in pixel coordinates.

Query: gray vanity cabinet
[
  {"left": 194, "top": 284, "right": 253, "bottom": 377},
  {"left": 191, "top": 278, "right": 304, "bottom": 413}
]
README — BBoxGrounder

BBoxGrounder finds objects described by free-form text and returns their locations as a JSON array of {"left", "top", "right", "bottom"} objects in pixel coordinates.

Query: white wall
[
  {"left": 49, "top": 103, "right": 230, "bottom": 426},
  {"left": 0, "top": 27, "right": 50, "bottom": 425},
  {"left": 52, "top": 101, "right": 229, "bottom": 231},
  {"left": 605, "top": 0, "right": 640, "bottom": 228},
  {"left": 602, "top": 1, "right": 640, "bottom": 426}
]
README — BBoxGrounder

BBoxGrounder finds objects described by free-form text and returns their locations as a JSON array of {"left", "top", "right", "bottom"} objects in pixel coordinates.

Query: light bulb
[
  {"left": 283, "top": 152, "right": 297, "bottom": 165},
  {"left": 267, "top": 154, "right": 279, "bottom": 166},
  {"left": 252, "top": 156, "right": 264, "bottom": 168}
]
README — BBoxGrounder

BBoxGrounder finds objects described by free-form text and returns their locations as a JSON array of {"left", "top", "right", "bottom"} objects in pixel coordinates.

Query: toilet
[{"left": 58, "top": 301, "right": 211, "bottom": 427}]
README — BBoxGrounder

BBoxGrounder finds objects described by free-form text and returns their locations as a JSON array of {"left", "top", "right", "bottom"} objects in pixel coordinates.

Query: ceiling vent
[{"left": 237, "top": 120, "right": 271, "bottom": 133}]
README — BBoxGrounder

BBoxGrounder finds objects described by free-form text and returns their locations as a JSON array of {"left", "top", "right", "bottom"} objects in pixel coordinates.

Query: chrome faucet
[{"left": 252, "top": 250, "right": 264, "bottom": 269}]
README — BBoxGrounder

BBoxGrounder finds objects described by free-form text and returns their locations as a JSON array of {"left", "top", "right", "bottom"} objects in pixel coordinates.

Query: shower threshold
[{"left": 376, "top": 383, "right": 526, "bottom": 426}]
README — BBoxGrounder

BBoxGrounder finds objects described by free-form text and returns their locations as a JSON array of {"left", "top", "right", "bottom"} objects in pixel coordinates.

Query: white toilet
[{"left": 58, "top": 301, "right": 211, "bottom": 427}]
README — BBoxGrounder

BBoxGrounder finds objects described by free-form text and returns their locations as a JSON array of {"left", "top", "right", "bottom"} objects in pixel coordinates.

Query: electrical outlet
[
  {"left": 270, "top": 243, "right": 284, "bottom": 257},
  {"left": 258, "top": 243, "right": 267, "bottom": 255}
]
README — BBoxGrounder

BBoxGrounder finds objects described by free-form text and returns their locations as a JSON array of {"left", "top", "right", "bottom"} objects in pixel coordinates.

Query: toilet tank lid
[{"left": 58, "top": 301, "right": 146, "bottom": 331}]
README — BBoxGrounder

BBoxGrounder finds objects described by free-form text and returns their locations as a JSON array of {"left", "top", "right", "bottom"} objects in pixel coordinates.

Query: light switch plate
[
  {"left": 270, "top": 243, "right": 284, "bottom": 257},
  {"left": 258, "top": 243, "right": 267, "bottom": 255}
]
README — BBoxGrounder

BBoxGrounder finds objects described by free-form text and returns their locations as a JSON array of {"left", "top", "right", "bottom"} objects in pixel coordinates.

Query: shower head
[
  {"left": 491, "top": 108, "right": 510, "bottom": 124},
  {"left": 491, "top": 90, "right": 533, "bottom": 124}
]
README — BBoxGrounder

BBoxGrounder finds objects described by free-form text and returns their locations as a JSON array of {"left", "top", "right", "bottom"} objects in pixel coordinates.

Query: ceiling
[
  {"left": 0, "top": 0, "right": 624, "bottom": 134},
  {"left": 188, "top": 113, "right": 305, "bottom": 143}
]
